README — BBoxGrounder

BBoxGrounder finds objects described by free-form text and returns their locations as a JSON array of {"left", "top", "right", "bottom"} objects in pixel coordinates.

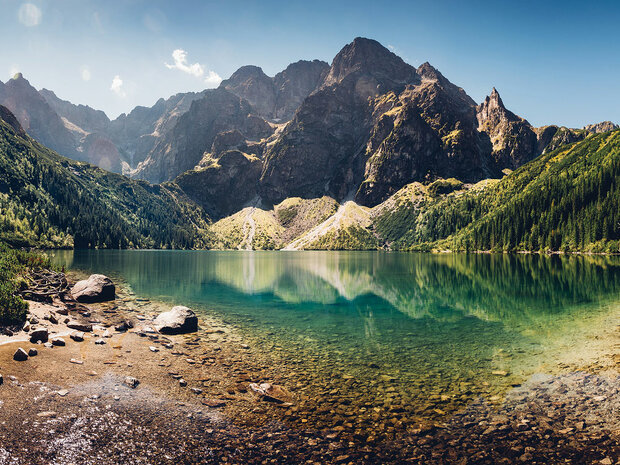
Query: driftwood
[{"left": 19, "top": 269, "right": 71, "bottom": 302}]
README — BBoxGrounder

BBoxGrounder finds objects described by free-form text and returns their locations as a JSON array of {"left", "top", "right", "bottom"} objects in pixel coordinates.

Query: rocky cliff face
[
  {"left": 583, "top": 121, "right": 619, "bottom": 133},
  {"left": 0, "top": 74, "right": 78, "bottom": 160},
  {"left": 133, "top": 88, "right": 274, "bottom": 183},
  {"left": 220, "top": 60, "right": 328, "bottom": 121}
]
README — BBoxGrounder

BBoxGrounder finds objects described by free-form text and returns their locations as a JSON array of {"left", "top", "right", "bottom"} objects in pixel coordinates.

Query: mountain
[
  {"left": 107, "top": 90, "right": 206, "bottom": 168},
  {"left": 0, "top": 73, "right": 78, "bottom": 161},
  {"left": 373, "top": 129, "right": 620, "bottom": 253},
  {"left": 219, "top": 60, "right": 329, "bottom": 121},
  {"left": 134, "top": 88, "right": 274, "bottom": 184},
  {"left": 0, "top": 105, "right": 210, "bottom": 249}
]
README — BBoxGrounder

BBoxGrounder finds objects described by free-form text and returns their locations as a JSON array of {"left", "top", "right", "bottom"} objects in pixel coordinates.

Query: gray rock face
[
  {"left": 153, "top": 306, "right": 198, "bottom": 334},
  {"left": 71, "top": 274, "right": 115, "bottom": 303},
  {"left": 583, "top": 121, "right": 619, "bottom": 134}
]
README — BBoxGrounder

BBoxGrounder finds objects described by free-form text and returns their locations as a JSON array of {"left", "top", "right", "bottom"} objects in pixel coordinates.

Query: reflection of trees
[{"left": 52, "top": 250, "right": 620, "bottom": 330}]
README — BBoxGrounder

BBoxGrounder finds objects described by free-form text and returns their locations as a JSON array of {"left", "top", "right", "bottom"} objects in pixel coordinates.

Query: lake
[{"left": 50, "top": 250, "right": 620, "bottom": 433}]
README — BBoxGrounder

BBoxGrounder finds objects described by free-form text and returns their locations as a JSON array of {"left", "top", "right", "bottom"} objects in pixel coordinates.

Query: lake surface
[{"left": 51, "top": 250, "right": 620, "bottom": 429}]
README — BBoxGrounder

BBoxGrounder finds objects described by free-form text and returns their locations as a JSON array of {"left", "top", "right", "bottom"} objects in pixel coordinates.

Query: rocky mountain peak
[
  {"left": 583, "top": 121, "right": 619, "bottom": 134},
  {"left": 322, "top": 37, "right": 417, "bottom": 89},
  {"left": 476, "top": 87, "right": 517, "bottom": 129}
]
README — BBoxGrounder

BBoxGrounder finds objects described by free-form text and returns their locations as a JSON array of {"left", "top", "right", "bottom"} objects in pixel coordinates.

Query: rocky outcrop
[
  {"left": 71, "top": 274, "right": 115, "bottom": 303},
  {"left": 0, "top": 74, "right": 77, "bottom": 159},
  {"left": 476, "top": 88, "right": 539, "bottom": 169},
  {"left": 176, "top": 149, "right": 263, "bottom": 218},
  {"left": 583, "top": 121, "right": 619, "bottom": 133},
  {"left": 220, "top": 60, "right": 329, "bottom": 121},
  {"left": 134, "top": 89, "right": 273, "bottom": 183},
  {"left": 153, "top": 306, "right": 198, "bottom": 334}
]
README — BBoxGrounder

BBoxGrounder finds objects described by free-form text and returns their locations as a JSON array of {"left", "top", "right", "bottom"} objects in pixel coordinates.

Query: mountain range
[{"left": 0, "top": 37, "right": 618, "bottom": 252}]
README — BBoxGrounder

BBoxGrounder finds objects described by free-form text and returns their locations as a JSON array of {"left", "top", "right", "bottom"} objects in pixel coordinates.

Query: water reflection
[
  {"left": 51, "top": 250, "right": 620, "bottom": 426},
  {"left": 52, "top": 250, "right": 620, "bottom": 327}
]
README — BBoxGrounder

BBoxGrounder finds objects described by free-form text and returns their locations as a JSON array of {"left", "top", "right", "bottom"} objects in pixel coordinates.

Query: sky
[{"left": 1, "top": 0, "right": 619, "bottom": 127}]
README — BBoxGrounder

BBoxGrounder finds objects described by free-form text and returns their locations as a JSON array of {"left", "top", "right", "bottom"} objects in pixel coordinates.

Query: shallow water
[{"left": 51, "top": 250, "right": 620, "bottom": 430}]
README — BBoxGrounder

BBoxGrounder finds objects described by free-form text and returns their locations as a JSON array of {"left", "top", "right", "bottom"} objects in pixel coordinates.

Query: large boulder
[
  {"left": 153, "top": 306, "right": 198, "bottom": 335},
  {"left": 71, "top": 274, "right": 115, "bottom": 303}
]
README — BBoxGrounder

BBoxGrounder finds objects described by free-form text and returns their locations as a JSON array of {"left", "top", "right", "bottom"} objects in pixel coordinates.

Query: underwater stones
[
  {"left": 250, "top": 382, "right": 293, "bottom": 404},
  {"left": 72, "top": 274, "right": 115, "bottom": 303},
  {"left": 154, "top": 306, "right": 198, "bottom": 335}
]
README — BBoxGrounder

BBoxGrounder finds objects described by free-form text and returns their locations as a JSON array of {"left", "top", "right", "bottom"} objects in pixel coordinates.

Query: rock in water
[
  {"left": 71, "top": 274, "right": 115, "bottom": 303},
  {"left": 153, "top": 306, "right": 198, "bottom": 334},
  {"left": 249, "top": 382, "right": 293, "bottom": 403},
  {"left": 29, "top": 327, "right": 48, "bottom": 343},
  {"left": 13, "top": 348, "right": 28, "bottom": 361}
]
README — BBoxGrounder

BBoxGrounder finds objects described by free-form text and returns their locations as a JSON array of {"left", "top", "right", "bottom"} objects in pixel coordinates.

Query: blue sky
[{"left": 1, "top": 0, "right": 619, "bottom": 127}]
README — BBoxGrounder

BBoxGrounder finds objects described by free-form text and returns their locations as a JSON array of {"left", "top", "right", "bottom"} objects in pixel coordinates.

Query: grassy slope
[
  {"left": 0, "top": 111, "right": 212, "bottom": 249},
  {"left": 374, "top": 130, "right": 620, "bottom": 253}
]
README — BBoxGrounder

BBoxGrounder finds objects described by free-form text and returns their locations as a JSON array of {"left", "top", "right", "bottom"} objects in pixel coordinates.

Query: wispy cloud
[
  {"left": 81, "top": 66, "right": 91, "bottom": 82},
  {"left": 204, "top": 70, "right": 222, "bottom": 87},
  {"left": 110, "top": 75, "right": 126, "bottom": 97},
  {"left": 165, "top": 49, "right": 222, "bottom": 86},
  {"left": 165, "top": 49, "right": 204, "bottom": 77},
  {"left": 18, "top": 3, "right": 42, "bottom": 27}
]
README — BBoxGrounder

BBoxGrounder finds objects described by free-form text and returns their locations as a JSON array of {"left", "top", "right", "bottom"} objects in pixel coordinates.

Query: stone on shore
[
  {"left": 153, "top": 306, "right": 198, "bottom": 334},
  {"left": 29, "top": 327, "right": 48, "bottom": 343},
  {"left": 70, "top": 331, "right": 85, "bottom": 342},
  {"left": 67, "top": 321, "right": 93, "bottom": 332},
  {"left": 13, "top": 348, "right": 28, "bottom": 361},
  {"left": 51, "top": 337, "right": 66, "bottom": 347},
  {"left": 28, "top": 348, "right": 38, "bottom": 356},
  {"left": 71, "top": 274, "right": 115, "bottom": 303},
  {"left": 124, "top": 376, "right": 140, "bottom": 388}
]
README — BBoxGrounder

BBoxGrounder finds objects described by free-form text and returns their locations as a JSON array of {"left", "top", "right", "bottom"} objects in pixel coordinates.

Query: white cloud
[
  {"left": 165, "top": 49, "right": 204, "bottom": 77},
  {"left": 81, "top": 67, "right": 91, "bottom": 82},
  {"left": 110, "top": 75, "right": 126, "bottom": 98},
  {"left": 18, "top": 3, "right": 42, "bottom": 27},
  {"left": 9, "top": 65, "right": 21, "bottom": 78},
  {"left": 204, "top": 70, "right": 222, "bottom": 87}
]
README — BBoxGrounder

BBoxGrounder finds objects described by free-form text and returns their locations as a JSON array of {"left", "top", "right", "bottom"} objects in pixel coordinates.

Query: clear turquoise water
[{"left": 51, "top": 250, "right": 620, "bottom": 427}]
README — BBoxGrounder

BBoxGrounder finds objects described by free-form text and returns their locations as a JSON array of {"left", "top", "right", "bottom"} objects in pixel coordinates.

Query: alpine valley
[{"left": 1, "top": 38, "right": 618, "bottom": 252}]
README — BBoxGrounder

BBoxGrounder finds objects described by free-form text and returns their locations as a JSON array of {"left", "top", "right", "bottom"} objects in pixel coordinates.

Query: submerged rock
[
  {"left": 249, "top": 382, "right": 293, "bottom": 404},
  {"left": 72, "top": 274, "right": 115, "bottom": 303},
  {"left": 153, "top": 306, "right": 198, "bottom": 335}
]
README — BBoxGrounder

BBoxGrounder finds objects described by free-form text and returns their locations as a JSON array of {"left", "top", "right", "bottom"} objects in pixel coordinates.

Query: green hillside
[
  {"left": 375, "top": 130, "right": 620, "bottom": 253},
  {"left": 0, "top": 107, "right": 212, "bottom": 249}
]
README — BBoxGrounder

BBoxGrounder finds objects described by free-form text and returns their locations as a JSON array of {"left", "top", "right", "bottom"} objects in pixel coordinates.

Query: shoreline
[{"left": 0, "top": 271, "right": 618, "bottom": 463}]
